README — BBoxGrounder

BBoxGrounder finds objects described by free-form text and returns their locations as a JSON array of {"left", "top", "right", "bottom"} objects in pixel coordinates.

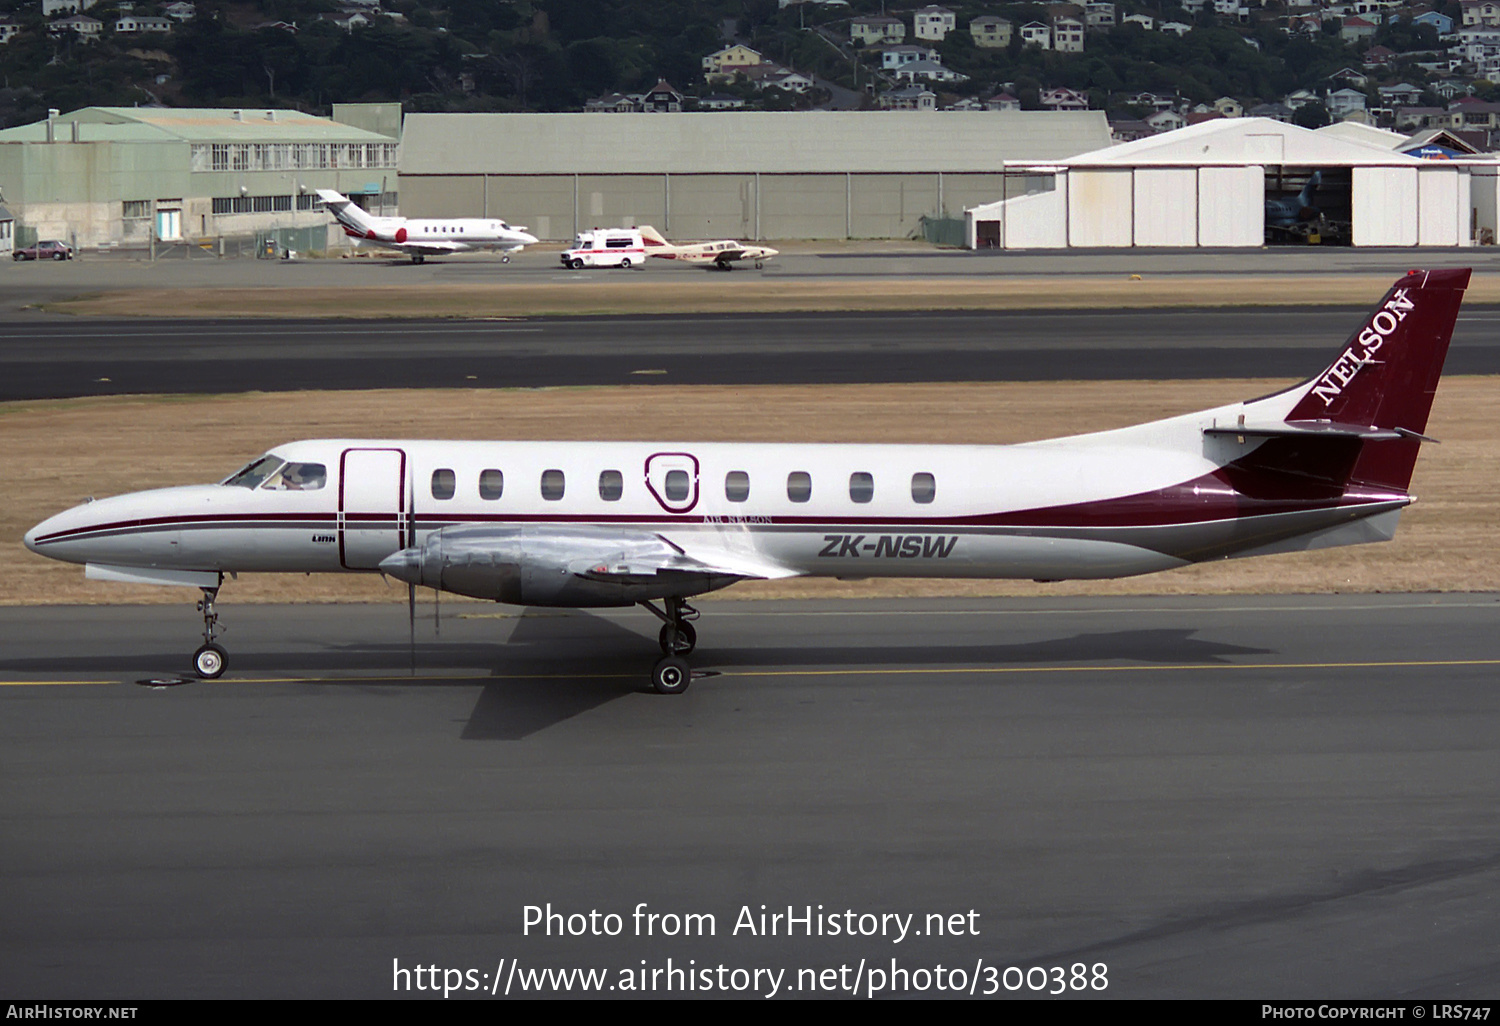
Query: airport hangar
[
  {"left": 395, "top": 110, "right": 1112, "bottom": 241},
  {"left": 0, "top": 103, "right": 401, "bottom": 250},
  {"left": 963, "top": 117, "right": 1496, "bottom": 249}
]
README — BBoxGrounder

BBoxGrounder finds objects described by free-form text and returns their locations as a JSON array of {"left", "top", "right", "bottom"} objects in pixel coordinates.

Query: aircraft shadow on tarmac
[{"left": 0, "top": 611, "right": 1271, "bottom": 740}]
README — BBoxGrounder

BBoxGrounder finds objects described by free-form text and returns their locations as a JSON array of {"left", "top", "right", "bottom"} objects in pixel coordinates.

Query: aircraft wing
[
  {"left": 396, "top": 240, "right": 469, "bottom": 255},
  {"left": 574, "top": 530, "right": 799, "bottom": 582},
  {"left": 379, "top": 523, "right": 799, "bottom": 599}
]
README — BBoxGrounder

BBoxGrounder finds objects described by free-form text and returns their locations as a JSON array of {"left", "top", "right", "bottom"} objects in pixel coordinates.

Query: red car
[{"left": 13, "top": 240, "right": 73, "bottom": 261}]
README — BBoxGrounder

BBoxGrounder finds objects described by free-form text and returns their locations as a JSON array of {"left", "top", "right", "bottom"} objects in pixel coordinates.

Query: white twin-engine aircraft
[
  {"left": 639, "top": 225, "right": 779, "bottom": 270},
  {"left": 315, "top": 189, "right": 538, "bottom": 264},
  {"left": 25, "top": 269, "right": 1468, "bottom": 693}
]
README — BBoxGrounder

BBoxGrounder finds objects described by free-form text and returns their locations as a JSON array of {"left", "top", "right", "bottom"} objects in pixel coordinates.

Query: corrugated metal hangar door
[
  {"left": 1067, "top": 169, "right": 1133, "bottom": 246},
  {"left": 1133, "top": 168, "right": 1198, "bottom": 246},
  {"left": 1353, "top": 168, "right": 1418, "bottom": 247}
]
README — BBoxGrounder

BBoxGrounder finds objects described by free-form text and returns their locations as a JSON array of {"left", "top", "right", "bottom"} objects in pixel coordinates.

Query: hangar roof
[
  {"left": 1315, "top": 121, "right": 1408, "bottom": 148},
  {"left": 0, "top": 107, "right": 393, "bottom": 144},
  {"left": 1016, "top": 117, "right": 1433, "bottom": 168},
  {"left": 399, "top": 111, "right": 1112, "bottom": 175}
]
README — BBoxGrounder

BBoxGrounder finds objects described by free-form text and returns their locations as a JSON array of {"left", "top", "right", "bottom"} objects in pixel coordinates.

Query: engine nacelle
[{"left": 377, "top": 524, "right": 736, "bottom": 607}]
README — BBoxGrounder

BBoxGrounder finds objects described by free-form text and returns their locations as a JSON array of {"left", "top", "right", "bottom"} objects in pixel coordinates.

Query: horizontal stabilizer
[{"left": 1204, "top": 422, "right": 1402, "bottom": 441}]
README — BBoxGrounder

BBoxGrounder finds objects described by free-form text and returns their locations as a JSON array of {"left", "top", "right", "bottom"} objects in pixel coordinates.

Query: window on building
[
  {"left": 849, "top": 471, "right": 874, "bottom": 503},
  {"left": 787, "top": 471, "right": 812, "bottom": 503},
  {"left": 231, "top": 145, "right": 250, "bottom": 171},
  {"left": 296, "top": 193, "right": 317, "bottom": 211},
  {"left": 599, "top": 469, "right": 623, "bottom": 501},
  {"left": 122, "top": 200, "right": 150, "bottom": 220},
  {"left": 211, "top": 144, "right": 229, "bottom": 171},
  {"left": 212, "top": 197, "right": 232, "bottom": 214},
  {"left": 479, "top": 469, "right": 504, "bottom": 500},
  {"left": 431, "top": 469, "right": 456, "bottom": 500},
  {"left": 252, "top": 195, "right": 273, "bottom": 212},
  {"left": 726, "top": 471, "right": 750, "bottom": 502},
  {"left": 541, "top": 469, "right": 565, "bottom": 501},
  {"left": 272, "top": 195, "right": 292, "bottom": 211},
  {"left": 911, "top": 472, "right": 936, "bottom": 504}
]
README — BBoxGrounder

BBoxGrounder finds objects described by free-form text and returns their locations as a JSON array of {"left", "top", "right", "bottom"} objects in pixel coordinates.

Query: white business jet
[
  {"left": 316, "top": 189, "right": 538, "bottom": 264},
  {"left": 639, "top": 225, "right": 779, "bottom": 270},
  {"left": 25, "top": 269, "right": 1468, "bottom": 693}
]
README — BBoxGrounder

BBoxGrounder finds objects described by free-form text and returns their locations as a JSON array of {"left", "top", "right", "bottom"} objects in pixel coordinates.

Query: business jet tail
[{"left": 314, "top": 189, "right": 377, "bottom": 238}]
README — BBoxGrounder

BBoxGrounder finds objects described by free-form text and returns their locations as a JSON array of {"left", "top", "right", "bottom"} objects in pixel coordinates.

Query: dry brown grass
[
  {"left": 44, "top": 273, "right": 1500, "bottom": 319},
  {"left": 5, "top": 378, "right": 1496, "bottom": 606}
]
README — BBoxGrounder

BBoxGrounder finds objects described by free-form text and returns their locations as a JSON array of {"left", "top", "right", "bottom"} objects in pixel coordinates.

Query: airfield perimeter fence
[{"left": 918, "top": 215, "right": 966, "bottom": 248}]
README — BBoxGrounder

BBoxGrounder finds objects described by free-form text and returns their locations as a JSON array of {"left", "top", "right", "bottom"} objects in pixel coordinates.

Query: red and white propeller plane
[
  {"left": 25, "top": 269, "right": 1468, "bottom": 693},
  {"left": 640, "top": 225, "right": 778, "bottom": 270},
  {"left": 316, "top": 189, "right": 538, "bottom": 264}
]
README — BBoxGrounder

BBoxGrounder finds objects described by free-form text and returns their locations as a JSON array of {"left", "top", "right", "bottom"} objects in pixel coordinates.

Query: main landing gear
[
  {"left": 639, "top": 597, "right": 700, "bottom": 694},
  {"left": 192, "top": 580, "right": 227, "bottom": 679}
]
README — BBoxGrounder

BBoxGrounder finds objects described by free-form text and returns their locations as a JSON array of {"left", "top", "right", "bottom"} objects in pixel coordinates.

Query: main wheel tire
[
  {"left": 193, "top": 643, "right": 227, "bottom": 679},
  {"left": 659, "top": 621, "right": 697, "bottom": 656},
  {"left": 619, "top": 257, "right": 632, "bottom": 269},
  {"left": 501, "top": 254, "right": 510, "bottom": 264},
  {"left": 652, "top": 656, "right": 691, "bottom": 695}
]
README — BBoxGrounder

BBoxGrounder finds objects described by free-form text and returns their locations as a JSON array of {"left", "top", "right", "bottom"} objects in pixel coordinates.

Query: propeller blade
[{"left": 407, "top": 582, "right": 415, "bottom": 676}]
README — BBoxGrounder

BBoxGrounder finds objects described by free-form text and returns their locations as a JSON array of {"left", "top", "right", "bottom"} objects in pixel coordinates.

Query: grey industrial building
[
  {"left": 0, "top": 103, "right": 401, "bottom": 250},
  {"left": 397, "top": 110, "right": 1112, "bottom": 241}
]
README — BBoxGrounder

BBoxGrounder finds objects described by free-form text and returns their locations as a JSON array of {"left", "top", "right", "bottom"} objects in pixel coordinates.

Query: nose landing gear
[
  {"left": 192, "top": 580, "right": 227, "bottom": 679},
  {"left": 640, "top": 597, "right": 701, "bottom": 694}
]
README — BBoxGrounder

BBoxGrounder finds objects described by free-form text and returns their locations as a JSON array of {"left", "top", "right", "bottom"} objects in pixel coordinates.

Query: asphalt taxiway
[
  {"left": 6, "top": 306, "right": 1500, "bottom": 400},
  {"left": 1, "top": 594, "right": 1496, "bottom": 998}
]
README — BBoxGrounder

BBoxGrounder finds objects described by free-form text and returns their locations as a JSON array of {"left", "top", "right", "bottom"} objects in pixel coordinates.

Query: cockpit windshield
[
  {"left": 261, "top": 462, "right": 327, "bottom": 491},
  {"left": 223, "top": 455, "right": 284, "bottom": 489}
]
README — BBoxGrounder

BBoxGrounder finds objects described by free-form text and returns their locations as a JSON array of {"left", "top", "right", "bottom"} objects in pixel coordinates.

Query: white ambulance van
[{"left": 560, "top": 227, "right": 645, "bottom": 269}]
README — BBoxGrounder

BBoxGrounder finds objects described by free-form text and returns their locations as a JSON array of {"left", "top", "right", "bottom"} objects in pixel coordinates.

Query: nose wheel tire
[
  {"left": 659, "top": 621, "right": 697, "bottom": 656},
  {"left": 652, "top": 656, "right": 691, "bottom": 695},
  {"left": 193, "top": 643, "right": 227, "bottom": 679}
]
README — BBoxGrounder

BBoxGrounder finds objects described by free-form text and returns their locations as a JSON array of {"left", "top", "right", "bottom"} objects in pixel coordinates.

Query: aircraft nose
[{"left": 22, "top": 520, "right": 42, "bottom": 554}]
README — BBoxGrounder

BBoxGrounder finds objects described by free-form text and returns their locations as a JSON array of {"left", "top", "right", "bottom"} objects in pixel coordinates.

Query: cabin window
[
  {"left": 726, "top": 471, "right": 750, "bottom": 502},
  {"left": 787, "top": 471, "right": 812, "bottom": 503},
  {"left": 431, "top": 469, "right": 456, "bottom": 500},
  {"left": 911, "top": 472, "right": 936, "bottom": 504},
  {"left": 541, "top": 469, "right": 565, "bottom": 501},
  {"left": 599, "top": 469, "right": 623, "bottom": 501},
  {"left": 479, "top": 469, "right": 504, "bottom": 500},
  {"left": 665, "top": 469, "right": 689, "bottom": 502},
  {"left": 849, "top": 471, "right": 874, "bottom": 504},
  {"left": 223, "top": 455, "right": 284, "bottom": 488},
  {"left": 263, "top": 462, "right": 326, "bottom": 491}
]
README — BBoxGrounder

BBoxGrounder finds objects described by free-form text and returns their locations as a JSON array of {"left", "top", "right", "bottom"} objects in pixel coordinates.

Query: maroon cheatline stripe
[{"left": 32, "top": 495, "right": 1402, "bottom": 548}]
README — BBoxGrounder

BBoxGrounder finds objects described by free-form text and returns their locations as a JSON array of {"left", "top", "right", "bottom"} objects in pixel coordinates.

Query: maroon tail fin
[
  {"left": 1288, "top": 267, "right": 1469, "bottom": 432},
  {"left": 1283, "top": 268, "right": 1469, "bottom": 493}
]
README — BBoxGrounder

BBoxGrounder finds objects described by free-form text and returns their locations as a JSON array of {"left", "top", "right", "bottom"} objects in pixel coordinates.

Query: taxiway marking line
[
  {"left": 3, "top": 657, "right": 1496, "bottom": 687},
  {"left": 727, "top": 658, "right": 1500, "bottom": 678},
  {"left": 0, "top": 680, "right": 116, "bottom": 686}
]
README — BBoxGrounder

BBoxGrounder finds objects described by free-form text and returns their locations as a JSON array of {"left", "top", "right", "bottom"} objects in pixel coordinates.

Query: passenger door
[{"left": 339, "top": 447, "right": 407, "bottom": 569}]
